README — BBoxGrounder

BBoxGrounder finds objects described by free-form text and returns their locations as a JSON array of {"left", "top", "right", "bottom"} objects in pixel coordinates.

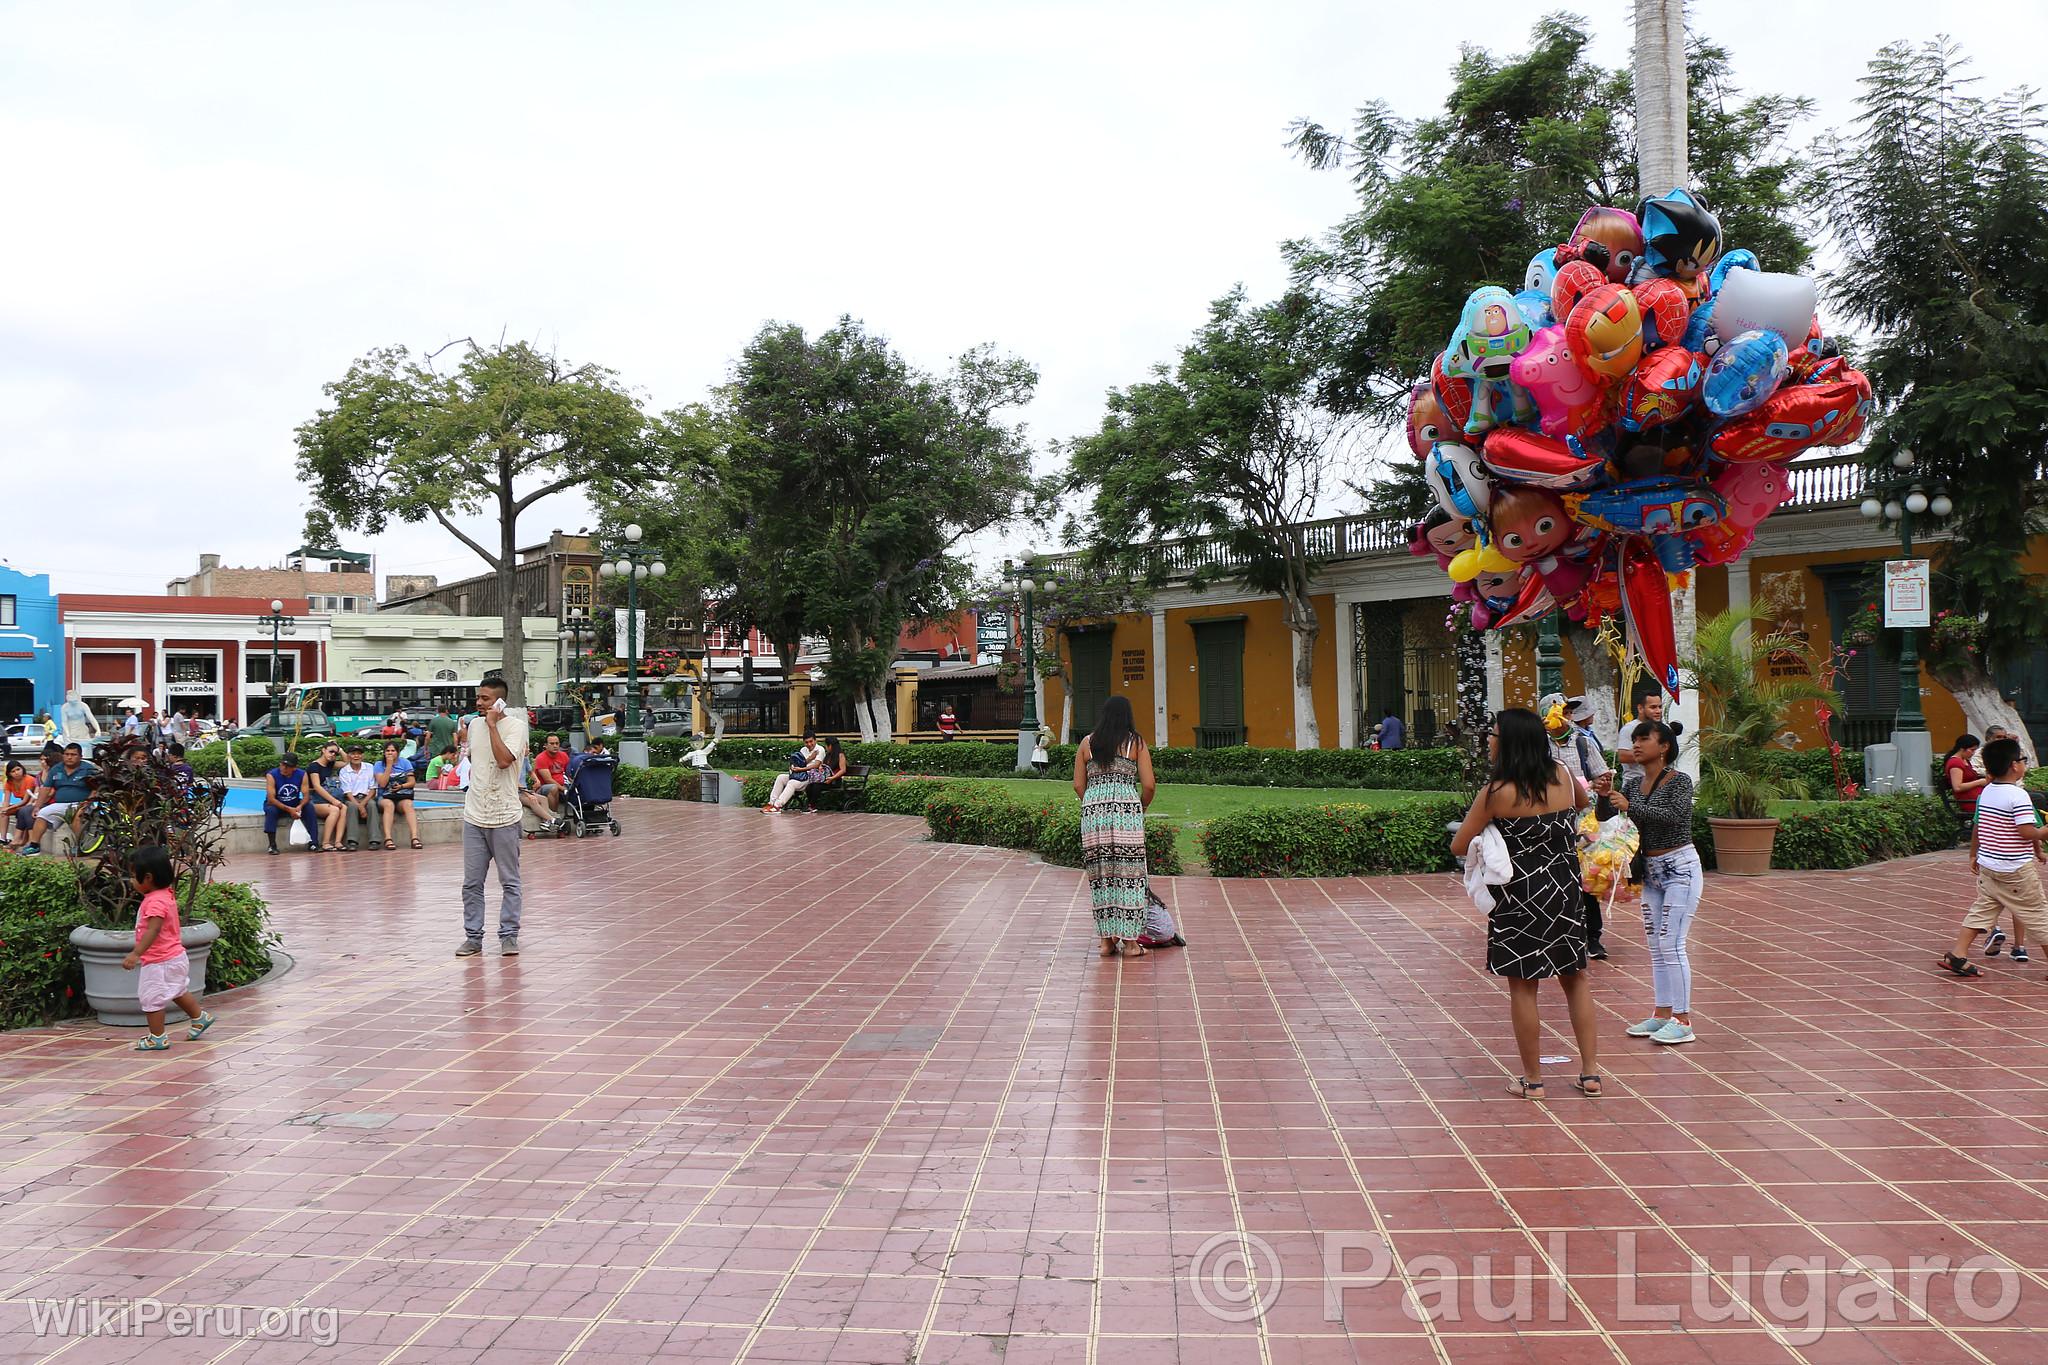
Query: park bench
[{"left": 803, "top": 763, "right": 870, "bottom": 813}]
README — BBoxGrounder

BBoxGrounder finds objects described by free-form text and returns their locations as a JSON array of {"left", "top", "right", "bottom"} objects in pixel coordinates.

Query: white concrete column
[
  {"left": 1485, "top": 635, "right": 1506, "bottom": 715},
  {"left": 1335, "top": 600, "right": 1356, "bottom": 749},
  {"left": 1150, "top": 610, "right": 1168, "bottom": 748}
]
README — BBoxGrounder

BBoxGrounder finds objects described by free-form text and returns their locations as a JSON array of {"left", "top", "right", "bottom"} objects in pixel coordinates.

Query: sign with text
[
  {"left": 1121, "top": 649, "right": 1146, "bottom": 683},
  {"left": 975, "top": 608, "right": 1011, "bottom": 664},
  {"left": 1884, "top": 559, "right": 1931, "bottom": 629}
]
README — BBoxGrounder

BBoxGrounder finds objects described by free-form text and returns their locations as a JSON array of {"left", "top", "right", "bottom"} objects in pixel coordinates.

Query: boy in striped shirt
[{"left": 1943, "top": 738, "right": 2048, "bottom": 977}]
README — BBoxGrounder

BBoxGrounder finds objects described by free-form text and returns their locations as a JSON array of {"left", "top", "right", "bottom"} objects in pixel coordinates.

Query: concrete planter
[
  {"left": 69, "top": 921, "right": 220, "bottom": 1026},
  {"left": 1708, "top": 817, "right": 1779, "bottom": 877}
]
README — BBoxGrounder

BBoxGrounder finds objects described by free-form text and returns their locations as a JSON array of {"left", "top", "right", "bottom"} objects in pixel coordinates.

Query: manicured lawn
[{"left": 954, "top": 779, "right": 1441, "bottom": 870}]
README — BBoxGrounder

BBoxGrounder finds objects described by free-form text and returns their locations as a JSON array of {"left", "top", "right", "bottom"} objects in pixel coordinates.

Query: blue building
[{"left": 0, "top": 565, "right": 61, "bottom": 723}]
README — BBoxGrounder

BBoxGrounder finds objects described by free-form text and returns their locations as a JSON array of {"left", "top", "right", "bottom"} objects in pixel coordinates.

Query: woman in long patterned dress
[
  {"left": 1074, "top": 695, "right": 1163, "bottom": 959},
  {"left": 1451, "top": 708, "right": 1602, "bottom": 1100}
]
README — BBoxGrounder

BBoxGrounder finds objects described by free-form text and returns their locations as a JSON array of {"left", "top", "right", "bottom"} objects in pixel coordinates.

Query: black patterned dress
[{"left": 1485, "top": 810, "right": 1587, "bottom": 979}]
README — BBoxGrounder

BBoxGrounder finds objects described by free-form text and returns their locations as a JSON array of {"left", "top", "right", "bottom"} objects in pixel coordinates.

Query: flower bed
[{"left": 0, "top": 858, "right": 279, "bottom": 1030}]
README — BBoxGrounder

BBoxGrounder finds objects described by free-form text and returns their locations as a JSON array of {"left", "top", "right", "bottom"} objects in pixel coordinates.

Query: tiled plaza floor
[{"left": 0, "top": 799, "right": 2043, "bottom": 1363}]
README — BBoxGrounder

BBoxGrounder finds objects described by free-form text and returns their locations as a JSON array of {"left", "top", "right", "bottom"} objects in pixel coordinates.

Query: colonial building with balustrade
[{"left": 1036, "top": 453, "right": 2048, "bottom": 751}]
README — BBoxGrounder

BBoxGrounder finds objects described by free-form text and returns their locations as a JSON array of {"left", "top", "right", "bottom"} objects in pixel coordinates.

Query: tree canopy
[
  {"left": 659, "top": 317, "right": 1038, "bottom": 740},
  {"left": 1287, "top": 14, "right": 1812, "bottom": 515},
  {"left": 1807, "top": 39, "right": 2048, "bottom": 740},
  {"left": 295, "top": 340, "right": 648, "bottom": 699}
]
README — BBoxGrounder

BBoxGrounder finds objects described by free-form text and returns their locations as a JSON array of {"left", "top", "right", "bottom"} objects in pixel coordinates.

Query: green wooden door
[
  {"left": 1065, "top": 630, "right": 1115, "bottom": 742},
  {"left": 1193, "top": 619, "right": 1247, "bottom": 748}
]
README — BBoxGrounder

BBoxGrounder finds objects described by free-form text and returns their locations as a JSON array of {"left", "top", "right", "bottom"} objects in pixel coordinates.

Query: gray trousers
[{"left": 462, "top": 821, "right": 523, "bottom": 941}]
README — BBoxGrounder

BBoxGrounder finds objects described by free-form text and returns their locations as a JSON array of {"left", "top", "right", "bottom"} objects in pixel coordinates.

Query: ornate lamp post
[
  {"left": 562, "top": 608, "right": 592, "bottom": 688},
  {"left": 1002, "top": 556, "right": 1055, "bottom": 772},
  {"left": 1858, "top": 448, "right": 1952, "bottom": 791},
  {"left": 253, "top": 598, "right": 297, "bottom": 732},
  {"left": 596, "top": 524, "right": 666, "bottom": 749}
]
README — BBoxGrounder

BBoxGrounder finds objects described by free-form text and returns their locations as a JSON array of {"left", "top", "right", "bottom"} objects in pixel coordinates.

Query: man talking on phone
[{"left": 457, "top": 676, "right": 530, "bottom": 957}]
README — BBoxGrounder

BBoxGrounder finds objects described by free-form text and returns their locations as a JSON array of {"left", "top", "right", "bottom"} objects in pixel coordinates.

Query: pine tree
[{"left": 1807, "top": 40, "right": 2048, "bottom": 752}]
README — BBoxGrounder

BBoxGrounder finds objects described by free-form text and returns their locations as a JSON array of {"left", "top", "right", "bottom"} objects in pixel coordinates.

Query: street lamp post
[
  {"left": 252, "top": 598, "right": 297, "bottom": 734},
  {"left": 563, "top": 608, "right": 591, "bottom": 688},
  {"left": 1002, "top": 557, "right": 1055, "bottom": 773},
  {"left": 1858, "top": 449, "right": 1951, "bottom": 791},
  {"left": 597, "top": 524, "right": 666, "bottom": 762}
]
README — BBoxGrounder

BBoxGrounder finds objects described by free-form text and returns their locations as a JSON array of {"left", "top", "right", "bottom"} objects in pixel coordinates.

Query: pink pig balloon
[
  {"left": 1712, "top": 458, "right": 1795, "bottom": 530},
  {"left": 1509, "top": 325, "right": 1607, "bottom": 439}
]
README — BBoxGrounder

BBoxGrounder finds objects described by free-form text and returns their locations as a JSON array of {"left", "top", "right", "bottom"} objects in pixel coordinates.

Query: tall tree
[
  {"left": 1807, "top": 39, "right": 2048, "bottom": 751},
  {"left": 1023, "top": 567, "right": 1152, "bottom": 743},
  {"left": 1287, "top": 15, "right": 1811, "bottom": 511},
  {"left": 1067, "top": 287, "right": 1355, "bottom": 748},
  {"left": 296, "top": 340, "right": 648, "bottom": 701},
  {"left": 711, "top": 318, "right": 1037, "bottom": 741}
]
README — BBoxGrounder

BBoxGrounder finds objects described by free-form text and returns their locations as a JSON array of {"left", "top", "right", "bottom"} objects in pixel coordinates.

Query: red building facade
[{"left": 60, "top": 595, "right": 327, "bottom": 724}]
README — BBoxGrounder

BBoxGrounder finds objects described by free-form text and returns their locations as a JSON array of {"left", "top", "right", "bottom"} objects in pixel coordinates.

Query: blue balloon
[
  {"left": 1681, "top": 293, "right": 1718, "bottom": 353},
  {"left": 1707, "top": 249, "right": 1761, "bottom": 296},
  {"left": 1701, "top": 329, "right": 1790, "bottom": 418},
  {"left": 1512, "top": 288, "right": 1553, "bottom": 332}
]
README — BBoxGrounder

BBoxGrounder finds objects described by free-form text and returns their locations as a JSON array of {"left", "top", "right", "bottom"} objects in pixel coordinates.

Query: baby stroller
[{"left": 564, "top": 751, "right": 622, "bottom": 838}]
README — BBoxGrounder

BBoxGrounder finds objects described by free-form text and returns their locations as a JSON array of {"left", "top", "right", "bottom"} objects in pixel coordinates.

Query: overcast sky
[{"left": 4, "top": 1, "right": 2042, "bottom": 596}]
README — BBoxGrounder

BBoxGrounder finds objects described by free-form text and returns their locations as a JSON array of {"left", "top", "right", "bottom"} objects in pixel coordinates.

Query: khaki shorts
[{"left": 1963, "top": 864, "right": 2048, "bottom": 939}]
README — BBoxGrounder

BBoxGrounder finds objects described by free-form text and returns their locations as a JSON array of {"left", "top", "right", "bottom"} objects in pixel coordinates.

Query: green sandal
[
  {"left": 133, "top": 1033, "right": 171, "bottom": 1052},
  {"left": 187, "top": 1012, "right": 215, "bottom": 1041}
]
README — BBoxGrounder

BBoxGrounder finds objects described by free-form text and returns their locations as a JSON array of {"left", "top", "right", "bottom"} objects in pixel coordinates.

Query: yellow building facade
[{"left": 1040, "top": 453, "right": 2041, "bottom": 752}]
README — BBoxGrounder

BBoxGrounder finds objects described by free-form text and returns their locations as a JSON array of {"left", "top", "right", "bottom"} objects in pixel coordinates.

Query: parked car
[
  {"left": 3, "top": 723, "right": 53, "bottom": 757},
  {"left": 236, "top": 710, "right": 335, "bottom": 738},
  {"left": 646, "top": 709, "right": 694, "bottom": 738}
]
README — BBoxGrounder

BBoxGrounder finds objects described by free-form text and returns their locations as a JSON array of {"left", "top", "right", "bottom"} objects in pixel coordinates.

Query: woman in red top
[
  {"left": 2, "top": 760, "right": 36, "bottom": 850},
  {"left": 1947, "top": 734, "right": 1989, "bottom": 829}
]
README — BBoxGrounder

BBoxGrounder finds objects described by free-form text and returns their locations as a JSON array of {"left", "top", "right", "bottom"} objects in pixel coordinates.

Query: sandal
[
  {"left": 1941, "top": 953, "right": 1982, "bottom": 978},
  {"left": 133, "top": 1034, "right": 171, "bottom": 1052},
  {"left": 1573, "top": 1074, "right": 1603, "bottom": 1097},
  {"left": 382, "top": 840, "right": 395, "bottom": 851},
  {"left": 1120, "top": 941, "right": 1149, "bottom": 958},
  {"left": 410, "top": 838, "right": 422, "bottom": 849},
  {"left": 1506, "top": 1077, "right": 1545, "bottom": 1100},
  {"left": 187, "top": 1012, "right": 214, "bottom": 1041}
]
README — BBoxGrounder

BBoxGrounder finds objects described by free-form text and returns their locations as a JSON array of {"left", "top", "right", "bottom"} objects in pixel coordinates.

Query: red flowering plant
[
  {"left": 1840, "top": 602, "right": 1884, "bottom": 648},
  {"left": 1919, "top": 610, "right": 1985, "bottom": 674},
  {"left": 1810, "top": 644, "right": 1861, "bottom": 800}
]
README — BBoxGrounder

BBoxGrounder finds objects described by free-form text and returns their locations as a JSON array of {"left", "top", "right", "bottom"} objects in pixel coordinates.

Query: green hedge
[
  {"left": 647, "top": 737, "right": 1470, "bottom": 790},
  {"left": 1200, "top": 798, "right": 1467, "bottom": 877},
  {"left": 1689, "top": 792, "right": 1958, "bottom": 872},
  {"left": 0, "top": 859, "right": 278, "bottom": 1030},
  {"left": 189, "top": 737, "right": 288, "bottom": 779},
  {"left": 923, "top": 786, "right": 1181, "bottom": 875}
]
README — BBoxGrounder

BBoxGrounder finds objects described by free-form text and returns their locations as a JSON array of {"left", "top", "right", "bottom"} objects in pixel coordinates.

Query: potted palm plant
[{"left": 1685, "top": 602, "right": 1842, "bottom": 876}]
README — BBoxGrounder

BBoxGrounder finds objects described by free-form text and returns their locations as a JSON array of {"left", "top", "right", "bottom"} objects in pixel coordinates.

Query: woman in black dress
[{"left": 1451, "top": 708, "right": 1602, "bottom": 1099}]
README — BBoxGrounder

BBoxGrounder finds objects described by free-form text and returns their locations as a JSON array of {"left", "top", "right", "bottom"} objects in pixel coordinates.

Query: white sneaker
[{"left": 1650, "top": 1020, "right": 1696, "bottom": 1046}]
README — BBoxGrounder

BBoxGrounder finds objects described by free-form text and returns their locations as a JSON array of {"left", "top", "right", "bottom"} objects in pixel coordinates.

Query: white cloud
[{"left": 2, "top": 0, "right": 2040, "bottom": 591}]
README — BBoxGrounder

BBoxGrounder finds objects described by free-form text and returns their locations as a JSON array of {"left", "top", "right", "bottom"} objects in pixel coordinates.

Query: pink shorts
[{"left": 136, "top": 955, "right": 192, "bottom": 1012}]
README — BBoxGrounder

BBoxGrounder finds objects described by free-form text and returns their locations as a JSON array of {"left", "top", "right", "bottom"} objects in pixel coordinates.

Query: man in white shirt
[
  {"left": 1615, "top": 692, "right": 1665, "bottom": 787},
  {"left": 458, "top": 677, "right": 529, "bottom": 958}
]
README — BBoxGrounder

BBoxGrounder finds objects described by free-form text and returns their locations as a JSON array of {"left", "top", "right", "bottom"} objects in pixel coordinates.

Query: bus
[{"left": 285, "top": 679, "right": 481, "bottom": 734}]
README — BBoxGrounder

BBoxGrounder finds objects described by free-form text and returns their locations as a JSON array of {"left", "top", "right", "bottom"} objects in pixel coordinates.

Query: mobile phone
[{"left": 491, "top": 698, "right": 506, "bottom": 714}]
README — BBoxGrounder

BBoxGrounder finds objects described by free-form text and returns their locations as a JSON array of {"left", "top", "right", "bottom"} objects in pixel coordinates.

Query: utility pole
[{"left": 1634, "top": 0, "right": 1699, "bottom": 776}]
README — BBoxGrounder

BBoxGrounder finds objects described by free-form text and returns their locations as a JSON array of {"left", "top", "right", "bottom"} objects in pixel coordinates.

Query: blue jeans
[
  {"left": 263, "top": 801, "right": 319, "bottom": 844},
  {"left": 1642, "top": 845, "right": 1703, "bottom": 1013}
]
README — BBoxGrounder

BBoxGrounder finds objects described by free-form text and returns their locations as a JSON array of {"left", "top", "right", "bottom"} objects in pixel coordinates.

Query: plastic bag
[{"left": 1578, "top": 808, "right": 1640, "bottom": 904}]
